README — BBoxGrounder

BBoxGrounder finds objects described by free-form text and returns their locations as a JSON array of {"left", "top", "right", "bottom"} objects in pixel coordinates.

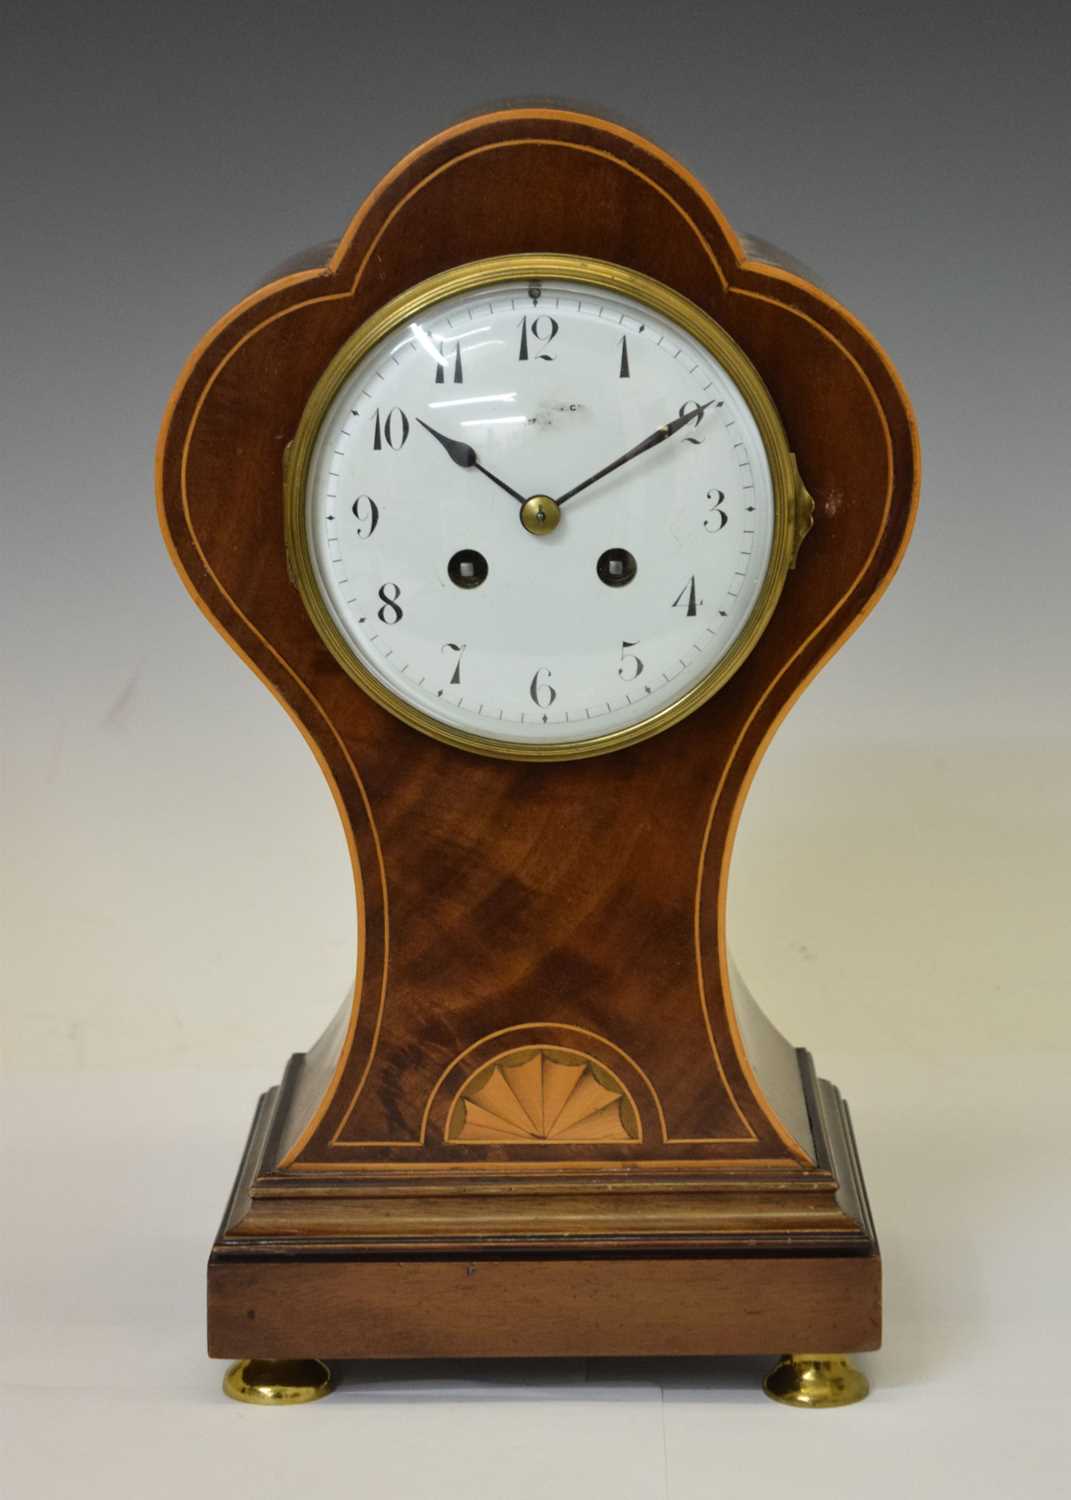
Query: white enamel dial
[{"left": 296, "top": 265, "right": 792, "bottom": 757}]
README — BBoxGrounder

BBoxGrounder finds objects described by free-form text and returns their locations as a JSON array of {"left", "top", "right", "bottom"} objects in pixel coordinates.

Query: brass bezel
[{"left": 283, "top": 253, "right": 809, "bottom": 762}]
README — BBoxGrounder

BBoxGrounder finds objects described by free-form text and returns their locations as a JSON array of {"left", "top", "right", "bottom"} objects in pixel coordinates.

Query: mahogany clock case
[{"left": 156, "top": 109, "right": 918, "bottom": 1361}]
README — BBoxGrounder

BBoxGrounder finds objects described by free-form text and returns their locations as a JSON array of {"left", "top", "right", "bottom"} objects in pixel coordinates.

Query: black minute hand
[
  {"left": 556, "top": 399, "right": 717, "bottom": 506},
  {"left": 416, "top": 418, "right": 526, "bottom": 505}
]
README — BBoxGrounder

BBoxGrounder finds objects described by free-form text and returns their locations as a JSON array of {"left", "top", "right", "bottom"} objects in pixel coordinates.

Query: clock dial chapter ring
[{"left": 283, "top": 254, "right": 806, "bottom": 762}]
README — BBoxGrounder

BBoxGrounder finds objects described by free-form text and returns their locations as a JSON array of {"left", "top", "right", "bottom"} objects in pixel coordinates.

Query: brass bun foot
[
  {"left": 763, "top": 1353, "right": 869, "bottom": 1409},
  {"left": 223, "top": 1358, "right": 334, "bottom": 1405}
]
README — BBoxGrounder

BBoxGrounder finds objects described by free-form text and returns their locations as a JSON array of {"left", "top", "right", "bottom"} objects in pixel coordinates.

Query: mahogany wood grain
[{"left": 208, "top": 1253, "right": 881, "bottom": 1360}]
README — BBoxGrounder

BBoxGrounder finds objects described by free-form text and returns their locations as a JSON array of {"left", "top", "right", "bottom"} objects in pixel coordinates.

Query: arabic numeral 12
[{"left": 517, "top": 315, "right": 559, "bottom": 361}]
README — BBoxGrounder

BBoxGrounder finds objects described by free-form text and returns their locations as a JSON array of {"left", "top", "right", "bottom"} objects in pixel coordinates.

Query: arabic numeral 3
[{"left": 704, "top": 488, "right": 728, "bottom": 532}]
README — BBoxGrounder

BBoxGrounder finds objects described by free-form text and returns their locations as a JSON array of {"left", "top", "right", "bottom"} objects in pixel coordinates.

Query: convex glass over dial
[{"left": 285, "top": 256, "right": 811, "bottom": 759}]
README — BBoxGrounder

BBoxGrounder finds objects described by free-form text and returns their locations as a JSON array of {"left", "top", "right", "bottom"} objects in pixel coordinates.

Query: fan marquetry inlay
[{"left": 448, "top": 1049, "right": 637, "bottom": 1143}]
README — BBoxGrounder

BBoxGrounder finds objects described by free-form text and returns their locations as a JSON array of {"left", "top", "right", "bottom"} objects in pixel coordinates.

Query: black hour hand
[
  {"left": 416, "top": 418, "right": 526, "bottom": 505},
  {"left": 416, "top": 418, "right": 478, "bottom": 469}
]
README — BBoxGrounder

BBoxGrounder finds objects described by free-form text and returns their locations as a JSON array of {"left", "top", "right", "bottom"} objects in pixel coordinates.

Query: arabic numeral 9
[{"left": 351, "top": 494, "right": 379, "bottom": 538}]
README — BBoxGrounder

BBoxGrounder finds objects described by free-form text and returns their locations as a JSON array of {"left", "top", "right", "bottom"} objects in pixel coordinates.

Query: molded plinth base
[{"left": 209, "top": 1063, "right": 881, "bottom": 1368}]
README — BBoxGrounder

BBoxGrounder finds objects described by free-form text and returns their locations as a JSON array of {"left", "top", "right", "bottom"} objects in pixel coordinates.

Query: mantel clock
[{"left": 157, "top": 108, "right": 918, "bottom": 1407}]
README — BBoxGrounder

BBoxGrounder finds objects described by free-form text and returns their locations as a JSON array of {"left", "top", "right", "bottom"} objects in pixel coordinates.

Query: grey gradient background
[{"left": 2, "top": 2, "right": 1069, "bottom": 1495}]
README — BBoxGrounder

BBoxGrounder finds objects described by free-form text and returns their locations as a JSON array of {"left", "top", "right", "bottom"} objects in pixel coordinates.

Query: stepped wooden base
[{"left": 208, "top": 1050, "right": 881, "bottom": 1363}]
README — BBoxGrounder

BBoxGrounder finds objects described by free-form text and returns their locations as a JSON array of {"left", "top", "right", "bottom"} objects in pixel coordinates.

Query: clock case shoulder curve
[{"left": 157, "top": 109, "right": 918, "bottom": 1247}]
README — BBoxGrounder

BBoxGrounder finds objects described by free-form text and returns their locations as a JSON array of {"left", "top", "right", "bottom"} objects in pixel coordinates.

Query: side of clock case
[{"left": 157, "top": 111, "right": 918, "bottom": 1238}]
